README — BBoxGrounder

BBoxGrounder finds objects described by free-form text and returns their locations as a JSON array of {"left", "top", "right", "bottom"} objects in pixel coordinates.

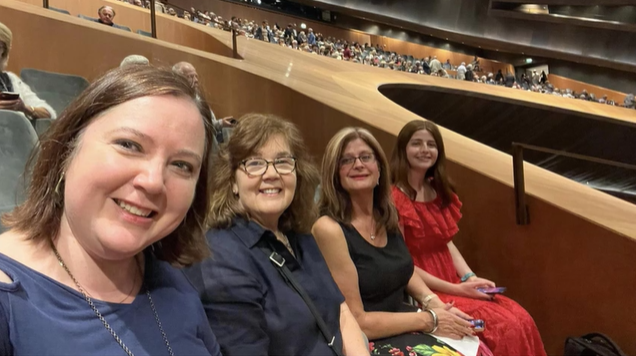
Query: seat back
[
  {"left": 78, "top": 14, "right": 98, "bottom": 22},
  {"left": 33, "top": 118, "right": 54, "bottom": 137},
  {"left": 49, "top": 7, "right": 70, "bottom": 15},
  {"left": 137, "top": 29, "right": 152, "bottom": 37},
  {"left": 20, "top": 68, "right": 89, "bottom": 116},
  {"left": 0, "top": 110, "right": 38, "bottom": 214}
]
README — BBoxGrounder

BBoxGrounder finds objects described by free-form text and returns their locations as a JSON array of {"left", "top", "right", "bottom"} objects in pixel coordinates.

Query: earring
[{"left": 54, "top": 172, "right": 65, "bottom": 195}]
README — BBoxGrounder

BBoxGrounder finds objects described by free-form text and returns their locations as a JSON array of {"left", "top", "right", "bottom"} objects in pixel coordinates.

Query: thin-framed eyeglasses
[
  {"left": 241, "top": 157, "right": 297, "bottom": 176},
  {"left": 339, "top": 153, "right": 376, "bottom": 168}
]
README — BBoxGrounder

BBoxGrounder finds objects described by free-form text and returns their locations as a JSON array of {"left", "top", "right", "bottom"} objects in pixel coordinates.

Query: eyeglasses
[
  {"left": 241, "top": 157, "right": 297, "bottom": 176},
  {"left": 339, "top": 153, "right": 376, "bottom": 168}
]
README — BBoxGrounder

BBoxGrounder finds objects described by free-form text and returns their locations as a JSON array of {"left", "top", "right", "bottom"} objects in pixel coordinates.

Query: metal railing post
[
  {"left": 512, "top": 143, "right": 529, "bottom": 225},
  {"left": 232, "top": 28, "right": 239, "bottom": 59},
  {"left": 43, "top": 0, "right": 49, "bottom": 9},
  {"left": 150, "top": 0, "right": 157, "bottom": 39}
]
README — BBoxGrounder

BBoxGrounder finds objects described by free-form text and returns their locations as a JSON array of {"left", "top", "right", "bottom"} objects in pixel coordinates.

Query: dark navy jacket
[{"left": 184, "top": 218, "right": 345, "bottom": 356}]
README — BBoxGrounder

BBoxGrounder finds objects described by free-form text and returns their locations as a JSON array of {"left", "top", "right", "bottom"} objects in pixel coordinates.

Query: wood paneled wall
[{"left": 2, "top": 2, "right": 636, "bottom": 354}]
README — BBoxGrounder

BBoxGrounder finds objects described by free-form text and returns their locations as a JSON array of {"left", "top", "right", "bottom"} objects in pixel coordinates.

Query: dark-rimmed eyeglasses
[
  {"left": 339, "top": 153, "right": 376, "bottom": 168},
  {"left": 241, "top": 157, "right": 297, "bottom": 176}
]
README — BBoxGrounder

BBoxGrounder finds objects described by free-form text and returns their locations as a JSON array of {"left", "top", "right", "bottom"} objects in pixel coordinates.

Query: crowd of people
[
  {"left": 116, "top": 0, "right": 635, "bottom": 110},
  {"left": 0, "top": 15, "right": 552, "bottom": 355}
]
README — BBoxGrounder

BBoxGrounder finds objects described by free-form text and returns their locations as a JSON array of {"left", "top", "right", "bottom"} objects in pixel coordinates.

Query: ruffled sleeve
[{"left": 391, "top": 186, "right": 463, "bottom": 244}]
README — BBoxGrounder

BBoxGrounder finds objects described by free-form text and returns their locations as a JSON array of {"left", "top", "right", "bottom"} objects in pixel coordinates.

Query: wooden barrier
[
  {"left": 2, "top": 2, "right": 636, "bottom": 354},
  {"left": 548, "top": 73, "right": 627, "bottom": 104}
]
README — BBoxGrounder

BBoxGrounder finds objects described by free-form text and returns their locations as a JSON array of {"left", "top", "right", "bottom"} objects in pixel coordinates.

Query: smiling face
[
  {"left": 233, "top": 135, "right": 297, "bottom": 230},
  {"left": 406, "top": 129, "right": 439, "bottom": 174},
  {"left": 338, "top": 138, "right": 379, "bottom": 194},
  {"left": 60, "top": 95, "right": 205, "bottom": 261}
]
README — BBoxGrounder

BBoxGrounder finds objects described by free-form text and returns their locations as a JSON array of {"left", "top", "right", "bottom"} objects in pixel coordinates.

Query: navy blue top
[
  {"left": 0, "top": 251, "right": 221, "bottom": 355},
  {"left": 184, "top": 218, "right": 345, "bottom": 356}
]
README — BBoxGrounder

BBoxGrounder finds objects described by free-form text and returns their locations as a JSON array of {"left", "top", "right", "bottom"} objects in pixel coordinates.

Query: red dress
[{"left": 392, "top": 187, "right": 547, "bottom": 356}]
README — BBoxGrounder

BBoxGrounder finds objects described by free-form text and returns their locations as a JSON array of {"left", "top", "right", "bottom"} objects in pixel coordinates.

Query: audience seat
[
  {"left": 49, "top": 7, "right": 70, "bottom": 15},
  {"left": 33, "top": 119, "right": 54, "bottom": 137},
  {"left": 137, "top": 29, "right": 152, "bottom": 37},
  {"left": 0, "top": 110, "right": 38, "bottom": 225},
  {"left": 77, "top": 14, "right": 98, "bottom": 22},
  {"left": 20, "top": 68, "right": 89, "bottom": 116}
]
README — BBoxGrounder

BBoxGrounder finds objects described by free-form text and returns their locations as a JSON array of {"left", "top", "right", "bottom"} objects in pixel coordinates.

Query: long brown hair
[
  {"left": 318, "top": 127, "right": 399, "bottom": 234},
  {"left": 208, "top": 113, "right": 320, "bottom": 233},
  {"left": 2, "top": 66, "right": 215, "bottom": 267},
  {"left": 390, "top": 120, "right": 454, "bottom": 206}
]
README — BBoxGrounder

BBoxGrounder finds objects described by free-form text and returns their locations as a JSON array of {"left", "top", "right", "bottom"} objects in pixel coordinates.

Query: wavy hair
[
  {"left": 208, "top": 113, "right": 320, "bottom": 233},
  {"left": 390, "top": 120, "right": 454, "bottom": 206},
  {"left": 2, "top": 65, "right": 215, "bottom": 267},
  {"left": 318, "top": 127, "right": 399, "bottom": 234}
]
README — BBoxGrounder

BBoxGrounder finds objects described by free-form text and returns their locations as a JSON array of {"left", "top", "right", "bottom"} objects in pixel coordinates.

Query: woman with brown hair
[
  {"left": 390, "top": 120, "right": 546, "bottom": 355},
  {"left": 0, "top": 66, "right": 220, "bottom": 355},
  {"left": 313, "top": 127, "right": 492, "bottom": 356},
  {"left": 184, "top": 114, "right": 369, "bottom": 356}
]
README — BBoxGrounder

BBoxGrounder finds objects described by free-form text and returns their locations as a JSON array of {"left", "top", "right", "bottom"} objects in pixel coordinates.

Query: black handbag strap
[
  {"left": 583, "top": 333, "right": 627, "bottom": 356},
  {"left": 258, "top": 242, "right": 344, "bottom": 356}
]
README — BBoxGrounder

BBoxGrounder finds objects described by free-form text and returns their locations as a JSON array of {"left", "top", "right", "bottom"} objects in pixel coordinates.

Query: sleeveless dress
[
  {"left": 392, "top": 186, "right": 547, "bottom": 356},
  {"left": 338, "top": 222, "right": 465, "bottom": 356}
]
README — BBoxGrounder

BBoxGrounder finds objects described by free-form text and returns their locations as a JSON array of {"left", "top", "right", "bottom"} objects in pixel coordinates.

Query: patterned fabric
[
  {"left": 392, "top": 186, "right": 547, "bottom": 356},
  {"left": 369, "top": 332, "right": 464, "bottom": 356}
]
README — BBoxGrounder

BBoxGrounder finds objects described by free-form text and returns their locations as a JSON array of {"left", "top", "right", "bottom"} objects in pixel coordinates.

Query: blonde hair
[
  {"left": 0, "top": 22, "right": 13, "bottom": 69},
  {"left": 318, "top": 127, "right": 399, "bottom": 234},
  {"left": 208, "top": 113, "right": 320, "bottom": 233}
]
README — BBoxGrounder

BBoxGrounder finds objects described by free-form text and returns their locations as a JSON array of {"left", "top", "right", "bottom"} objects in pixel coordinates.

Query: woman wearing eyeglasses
[{"left": 184, "top": 114, "right": 369, "bottom": 356}]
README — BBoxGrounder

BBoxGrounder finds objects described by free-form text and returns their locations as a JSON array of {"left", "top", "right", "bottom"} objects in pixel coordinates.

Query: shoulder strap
[{"left": 258, "top": 242, "right": 344, "bottom": 356}]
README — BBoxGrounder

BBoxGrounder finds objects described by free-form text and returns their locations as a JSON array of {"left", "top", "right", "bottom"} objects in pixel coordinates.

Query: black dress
[{"left": 338, "top": 223, "right": 463, "bottom": 356}]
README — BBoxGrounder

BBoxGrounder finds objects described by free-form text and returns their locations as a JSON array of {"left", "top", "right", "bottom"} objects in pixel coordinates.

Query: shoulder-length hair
[
  {"left": 0, "top": 21, "right": 12, "bottom": 69},
  {"left": 318, "top": 127, "right": 399, "bottom": 234},
  {"left": 2, "top": 65, "right": 215, "bottom": 267},
  {"left": 390, "top": 120, "right": 454, "bottom": 206},
  {"left": 208, "top": 113, "right": 320, "bottom": 233}
]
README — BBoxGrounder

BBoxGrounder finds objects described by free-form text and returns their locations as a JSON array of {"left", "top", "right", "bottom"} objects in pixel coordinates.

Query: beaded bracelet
[{"left": 460, "top": 272, "right": 476, "bottom": 283}]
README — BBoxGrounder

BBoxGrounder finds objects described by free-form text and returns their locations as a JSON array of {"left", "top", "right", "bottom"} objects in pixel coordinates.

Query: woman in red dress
[{"left": 389, "top": 120, "right": 546, "bottom": 356}]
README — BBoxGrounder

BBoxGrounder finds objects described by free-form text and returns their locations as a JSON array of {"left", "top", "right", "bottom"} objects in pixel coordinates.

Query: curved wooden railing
[{"left": 1, "top": 1, "right": 636, "bottom": 354}]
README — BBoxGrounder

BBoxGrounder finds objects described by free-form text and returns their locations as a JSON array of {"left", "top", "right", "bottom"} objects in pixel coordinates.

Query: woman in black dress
[{"left": 313, "top": 127, "right": 492, "bottom": 356}]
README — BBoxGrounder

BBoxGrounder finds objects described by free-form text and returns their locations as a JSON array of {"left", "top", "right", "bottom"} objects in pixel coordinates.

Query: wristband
[
  {"left": 460, "top": 272, "right": 476, "bottom": 283},
  {"left": 424, "top": 309, "right": 439, "bottom": 334},
  {"left": 422, "top": 294, "right": 438, "bottom": 309}
]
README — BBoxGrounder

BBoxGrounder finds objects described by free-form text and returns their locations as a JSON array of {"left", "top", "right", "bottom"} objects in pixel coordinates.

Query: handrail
[
  {"left": 150, "top": 0, "right": 157, "bottom": 38},
  {"left": 511, "top": 142, "right": 636, "bottom": 225},
  {"left": 42, "top": 0, "right": 48, "bottom": 9}
]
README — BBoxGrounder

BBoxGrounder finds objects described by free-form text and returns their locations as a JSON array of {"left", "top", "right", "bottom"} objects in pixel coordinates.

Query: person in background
[
  {"left": 504, "top": 71, "right": 515, "bottom": 88},
  {"left": 0, "top": 22, "right": 55, "bottom": 120},
  {"left": 624, "top": 93, "right": 635, "bottom": 109},
  {"left": 494, "top": 69, "right": 504, "bottom": 84},
  {"left": 443, "top": 59, "right": 452, "bottom": 70},
  {"left": 314, "top": 127, "right": 494, "bottom": 356},
  {"left": 456, "top": 62, "right": 466, "bottom": 81},
  {"left": 168, "top": 8, "right": 177, "bottom": 16},
  {"left": 119, "top": 54, "right": 149, "bottom": 68},
  {"left": 185, "top": 114, "right": 370, "bottom": 356},
  {"left": 540, "top": 70, "right": 548, "bottom": 85},
  {"left": 0, "top": 65, "right": 221, "bottom": 355},
  {"left": 390, "top": 119, "right": 547, "bottom": 356},
  {"left": 171, "top": 62, "right": 235, "bottom": 143},
  {"left": 429, "top": 56, "right": 442, "bottom": 74},
  {"left": 94, "top": 6, "right": 127, "bottom": 30},
  {"left": 464, "top": 64, "right": 475, "bottom": 82}
]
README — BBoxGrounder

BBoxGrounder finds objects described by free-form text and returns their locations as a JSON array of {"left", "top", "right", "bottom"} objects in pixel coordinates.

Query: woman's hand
[
  {"left": 452, "top": 281, "right": 493, "bottom": 301},
  {"left": 0, "top": 99, "right": 30, "bottom": 117},
  {"left": 467, "top": 276, "right": 496, "bottom": 288},
  {"left": 428, "top": 305, "right": 473, "bottom": 340}
]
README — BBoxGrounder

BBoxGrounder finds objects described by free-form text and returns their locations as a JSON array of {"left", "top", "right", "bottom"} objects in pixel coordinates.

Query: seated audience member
[
  {"left": 494, "top": 69, "right": 503, "bottom": 84},
  {"left": 313, "top": 128, "right": 493, "bottom": 356},
  {"left": 133, "top": 0, "right": 142, "bottom": 7},
  {"left": 389, "top": 120, "right": 547, "bottom": 356},
  {"left": 94, "top": 6, "right": 128, "bottom": 30},
  {"left": 184, "top": 114, "right": 369, "bottom": 356},
  {"left": 624, "top": 93, "right": 635, "bottom": 109},
  {"left": 0, "top": 22, "right": 55, "bottom": 119},
  {"left": 0, "top": 66, "right": 221, "bottom": 355},
  {"left": 119, "top": 54, "right": 149, "bottom": 68},
  {"left": 172, "top": 62, "right": 235, "bottom": 142},
  {"left": 168, "top": 8, "right": 177, "bottom": 16}
]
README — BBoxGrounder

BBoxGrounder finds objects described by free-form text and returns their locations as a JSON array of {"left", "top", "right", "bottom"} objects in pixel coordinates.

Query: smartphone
[
  {"left": 470, "top": 319, "right": 485, "bottom": 332},
  {"left": 477, "top": 287, "right": 507, "bottom": 294},
  {"left": 0, "top": 92, "right": 20, "bottom": 100}
]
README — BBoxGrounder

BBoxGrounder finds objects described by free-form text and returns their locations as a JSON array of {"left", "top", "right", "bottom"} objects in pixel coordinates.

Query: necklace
[
  {"left": 278, "top": 233, "right": 295, "bottom": 257},
  {"left": 51, "top": 242, "right": 174, "bottom": 356},
  {"left": 369, "top": 218, "right": 376, "bottom": 241}
]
